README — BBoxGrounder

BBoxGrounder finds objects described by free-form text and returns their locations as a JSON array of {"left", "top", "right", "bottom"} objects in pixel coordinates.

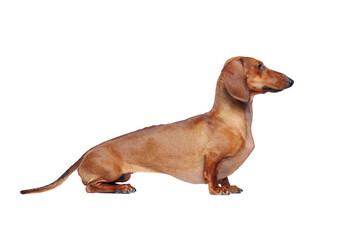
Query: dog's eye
[{"left": 257, "top": 64, "right": 264, "bottom": 70}]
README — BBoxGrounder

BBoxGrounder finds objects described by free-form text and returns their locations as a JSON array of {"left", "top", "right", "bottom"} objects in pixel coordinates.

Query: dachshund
[{"left": 20, "top": 56, "right": 293, "bottom": 195}]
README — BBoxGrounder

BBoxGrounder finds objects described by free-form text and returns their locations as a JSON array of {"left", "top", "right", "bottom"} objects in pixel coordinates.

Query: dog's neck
[{"left": 209, "top": 79, "right": 254, "bottom": 131}]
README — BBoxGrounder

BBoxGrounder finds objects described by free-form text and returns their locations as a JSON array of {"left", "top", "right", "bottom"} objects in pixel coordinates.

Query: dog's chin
[{"left": 262, "top": 86, "right": 283, "bottom": 93}]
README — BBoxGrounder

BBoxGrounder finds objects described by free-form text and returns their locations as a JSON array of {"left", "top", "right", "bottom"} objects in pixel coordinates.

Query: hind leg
[
  {"left": 78, "top": 150, "right": 136, "bottom": 194},
  {"left": 86, "top": 181, "right": 136, "bottom": 194},
  {"left": 86, "top": 173, "right": 136, "bottom": 193}
]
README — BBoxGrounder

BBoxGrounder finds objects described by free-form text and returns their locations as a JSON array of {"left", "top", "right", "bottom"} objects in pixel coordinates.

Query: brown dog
[{"left": 20, "top": 57, "right": 293, "bottom": 195}]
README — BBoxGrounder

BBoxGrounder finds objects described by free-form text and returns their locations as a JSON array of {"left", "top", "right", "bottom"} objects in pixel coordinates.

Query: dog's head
[{"left": 220, "top": 57, "right": 294, "bottom": 102}]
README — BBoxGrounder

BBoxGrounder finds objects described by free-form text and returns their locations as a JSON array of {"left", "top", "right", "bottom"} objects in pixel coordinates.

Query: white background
[{"left": 1, "top": 0, "right": 360, "bottom": 239}]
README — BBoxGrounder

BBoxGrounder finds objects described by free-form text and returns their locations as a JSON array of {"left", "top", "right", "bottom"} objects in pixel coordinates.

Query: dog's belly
[
  {"left": 124, "top": 152, "right": 207, "bottom": 184},
  {"left": 165, "top": 160, "right": 206, "bottom": 184}
]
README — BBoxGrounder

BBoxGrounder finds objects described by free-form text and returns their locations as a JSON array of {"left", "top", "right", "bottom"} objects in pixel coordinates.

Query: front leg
[
  {"left": 203, "top": 153, "right": 230, "bottom": 195},
  {"left": 218, "top": 177, "right": 243, "bottom": 194}
]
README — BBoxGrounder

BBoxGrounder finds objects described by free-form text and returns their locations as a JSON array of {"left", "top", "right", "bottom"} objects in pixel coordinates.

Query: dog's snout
[{"left": 287, "top": 77, "right": 294, "bottom": 87}]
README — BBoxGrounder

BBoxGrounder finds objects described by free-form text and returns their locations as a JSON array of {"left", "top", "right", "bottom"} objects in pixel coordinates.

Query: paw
[
  {"left": 115, "top": 184, "right": 136, "bottom": 194},
  {"left": 209, "top": 186, "right": 230, "bottom": 195},
  {"left": 227, "top": 185, "right": 243, "bottom": 194}
]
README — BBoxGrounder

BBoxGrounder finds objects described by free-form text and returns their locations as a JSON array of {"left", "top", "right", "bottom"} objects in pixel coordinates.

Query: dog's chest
[{"left": 218, "top": 104, "right": 254, "bottom": 179}]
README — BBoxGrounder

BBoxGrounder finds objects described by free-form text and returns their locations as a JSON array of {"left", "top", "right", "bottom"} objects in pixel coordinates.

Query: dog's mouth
[{"left": 263, "top": 86, "right": 283, "bottom": 92}]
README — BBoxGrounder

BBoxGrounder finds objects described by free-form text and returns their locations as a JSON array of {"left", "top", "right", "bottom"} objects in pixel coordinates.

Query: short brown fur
[{"left": 20, "top": 57, "right": 293, "bottom": 195}]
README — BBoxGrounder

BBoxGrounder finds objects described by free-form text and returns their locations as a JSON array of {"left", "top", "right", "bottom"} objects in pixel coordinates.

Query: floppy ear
[{"left": 221, "top": 60, "right": 250, "bottom": 103}]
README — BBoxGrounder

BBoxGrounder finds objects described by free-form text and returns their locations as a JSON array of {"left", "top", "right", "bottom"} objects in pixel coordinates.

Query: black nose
[{"left": 287, "top": 78, "right": 294, "bottom": 87}]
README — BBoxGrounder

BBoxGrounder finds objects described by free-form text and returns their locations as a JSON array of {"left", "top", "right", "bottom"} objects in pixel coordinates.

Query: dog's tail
[{"left": 20, "top": 156, "right": 83, "bottom": 194}]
